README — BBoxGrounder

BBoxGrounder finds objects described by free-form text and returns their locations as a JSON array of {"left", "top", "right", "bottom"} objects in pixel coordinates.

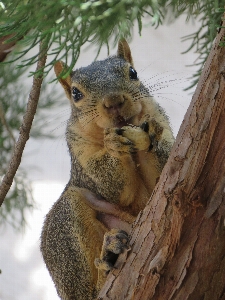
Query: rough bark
[
  {"left": 0, "top": 41, "right": 47, "bottom": 205},
  {"left": 98, "top": 19, "right": 225, "bottom": 300}
]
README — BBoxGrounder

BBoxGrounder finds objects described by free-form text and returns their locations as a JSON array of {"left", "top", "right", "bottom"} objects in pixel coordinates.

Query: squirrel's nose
[{"left": 103, "top": 94, "right": 125, "bottom": 112}]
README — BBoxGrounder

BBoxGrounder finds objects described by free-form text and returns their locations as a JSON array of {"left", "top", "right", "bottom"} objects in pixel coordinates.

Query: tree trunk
[{"left": 98, "top": 18, "right": 225, "bottom": 300}]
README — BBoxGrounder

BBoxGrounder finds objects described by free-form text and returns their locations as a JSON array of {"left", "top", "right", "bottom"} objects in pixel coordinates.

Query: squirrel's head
[{"left": 54, "top": 39, "right": 148, "bottom": 133}]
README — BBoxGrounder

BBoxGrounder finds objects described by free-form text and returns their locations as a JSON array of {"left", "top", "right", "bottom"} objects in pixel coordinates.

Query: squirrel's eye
[
  {"left": 72, "top": 87, "right": 83, "bottom": 102},
  {"left": 129, "top": 66, "right": 138, "bottom": 80}
]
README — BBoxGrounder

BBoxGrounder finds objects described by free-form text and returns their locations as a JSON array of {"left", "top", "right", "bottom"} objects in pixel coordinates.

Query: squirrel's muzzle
[{"left": 103, "top": 94, "right": 125, "bottom": 115}]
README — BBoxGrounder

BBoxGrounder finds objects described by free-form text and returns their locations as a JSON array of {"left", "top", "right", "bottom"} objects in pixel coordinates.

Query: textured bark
[
  {"left": 98, "top": 19, "right": 225, "bottom": 300},
  {"left": 0, "top": 41, "right": 47, "bottom": 205}
]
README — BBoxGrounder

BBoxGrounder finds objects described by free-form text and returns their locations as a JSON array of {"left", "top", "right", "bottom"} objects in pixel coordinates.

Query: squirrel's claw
[
  {"left": 140, "top": 121, "right": 149, "bottom": 133},
  {"left": 95, "top": 229, "right": 129, "bottom": 273}
]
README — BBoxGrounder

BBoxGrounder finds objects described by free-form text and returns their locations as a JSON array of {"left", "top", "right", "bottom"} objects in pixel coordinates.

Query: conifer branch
[
  {"left": 1, "top": 0, "right": 222, "bottom": 81},
  {"left": 0, "top": 40, "right": 48, "bottom": 206}
]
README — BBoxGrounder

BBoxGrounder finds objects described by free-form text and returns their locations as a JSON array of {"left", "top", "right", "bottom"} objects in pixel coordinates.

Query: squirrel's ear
[
  {"left": 117, "top": 39, "right": 134, "bottom": 66},
  {"left": 54, "top": 61, "right": 72, "bottom": 99}
]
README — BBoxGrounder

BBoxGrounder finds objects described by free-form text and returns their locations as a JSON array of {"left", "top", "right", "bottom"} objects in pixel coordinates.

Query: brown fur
[{"left": 41, "top": 40, "right": 174, "bottom": 299}]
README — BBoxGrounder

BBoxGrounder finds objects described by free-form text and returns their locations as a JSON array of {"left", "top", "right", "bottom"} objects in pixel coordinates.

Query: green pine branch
[
  {"left": 181, "top": 2, "right": 224, "bottom": 89},
  {"left": 0, "top": 0, "right": 224, "bottom": 84},
  {"left": 0, "top": 0, "right": 162, "bottom": 76}
]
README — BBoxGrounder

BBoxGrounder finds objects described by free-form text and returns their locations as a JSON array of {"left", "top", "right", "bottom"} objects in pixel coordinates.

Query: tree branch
[
  {"left": 0, "top": 40, "right": 47, "bottom": 206},
  {"left": 98, "top": 14, "right": 225, "bottom": 300}
]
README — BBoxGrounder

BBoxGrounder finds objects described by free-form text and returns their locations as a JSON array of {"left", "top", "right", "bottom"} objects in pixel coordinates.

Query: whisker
[
  {"left": 41, "top": 108, "right": 70, "bottom": 129},
  {"left": 50, "top": 120, "right": 68, "bottom": 134},
  {"left": 80, "top": 113, "right": 100, "bottom": 129},
  {"left": 154, "top": 95, "right": 186, "bottom": 109}
]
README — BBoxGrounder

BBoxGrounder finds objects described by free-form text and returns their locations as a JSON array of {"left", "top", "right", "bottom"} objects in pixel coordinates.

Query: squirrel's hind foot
[{"left": 95, "top": 229, "right": 129, "bottom": 273}]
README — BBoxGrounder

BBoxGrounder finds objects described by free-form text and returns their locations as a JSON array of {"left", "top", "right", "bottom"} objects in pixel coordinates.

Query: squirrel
[{"left": 40, "top": 39, "right": 174, "bottom": 300}]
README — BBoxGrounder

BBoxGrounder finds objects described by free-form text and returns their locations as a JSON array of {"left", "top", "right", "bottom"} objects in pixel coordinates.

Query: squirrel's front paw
[
  {"left": 120, "top": 125, "right": 150, "bottom": 151},
  {"left": 95, "top": 229, "right": 129, "bottom": 273},
  {"left": 104, "top": 128, "right": 137, "bottom": 154},
  {"left": 104, "top": 126, "right": 150, "bottom": 155},
  {"left": 140, "top": 119, "right": 163, "bottom": 151}
]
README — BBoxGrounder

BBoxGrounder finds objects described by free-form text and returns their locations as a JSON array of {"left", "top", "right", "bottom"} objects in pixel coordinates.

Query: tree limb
[
  {"left": 98, "top": 14, "right": 225, "bottom": 300},
  {"left": 0, "top": 40, "right": 47, "bottom": 206}
]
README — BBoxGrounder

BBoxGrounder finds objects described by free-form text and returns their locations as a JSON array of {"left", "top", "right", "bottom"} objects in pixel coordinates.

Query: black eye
[
  {"left": 129, "top": 66, "right": 138, "bottom": 80},
  {"left": 72, "top": 87, "right": 83, "bottom": 102}
]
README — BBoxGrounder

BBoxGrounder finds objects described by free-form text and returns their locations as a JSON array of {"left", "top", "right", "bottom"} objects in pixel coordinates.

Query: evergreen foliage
[
  {"left": 181, "top": 3, "right": 224, "bottom": 89},
  {"left": 0, "top": 0, "right": 224, "bottom": 78}
]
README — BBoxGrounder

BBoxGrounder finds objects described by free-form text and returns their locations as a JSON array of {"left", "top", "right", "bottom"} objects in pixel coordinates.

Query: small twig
[
  {"left": 0, "top": 103, "right": 16, "bottom": 144},
  {"left": 0, "top": 40, "right": 48, "bottom": 206}
]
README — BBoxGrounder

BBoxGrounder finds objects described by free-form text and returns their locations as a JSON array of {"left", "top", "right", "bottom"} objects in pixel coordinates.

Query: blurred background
[{"left": 0, "top": 15, "right": 200, "bottom": 300}]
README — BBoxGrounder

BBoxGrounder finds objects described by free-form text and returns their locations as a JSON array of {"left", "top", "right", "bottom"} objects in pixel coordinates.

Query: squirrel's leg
[
  {"left": 71, "top": 188, "right": 134, "bottom": 288},
  {"left": 41, "top": 186, "right": 107, "bottom": 300}
]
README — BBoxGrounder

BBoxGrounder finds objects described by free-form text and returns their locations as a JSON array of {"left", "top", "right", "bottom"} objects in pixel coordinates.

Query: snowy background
[{"left": 0, "top": 15, "right": 199, "bottom": 300}]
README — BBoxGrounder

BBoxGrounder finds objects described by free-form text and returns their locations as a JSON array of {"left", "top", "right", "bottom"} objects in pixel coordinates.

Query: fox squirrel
[{"left": 41, "top": 39, "right": 174, "bottom": 300}]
